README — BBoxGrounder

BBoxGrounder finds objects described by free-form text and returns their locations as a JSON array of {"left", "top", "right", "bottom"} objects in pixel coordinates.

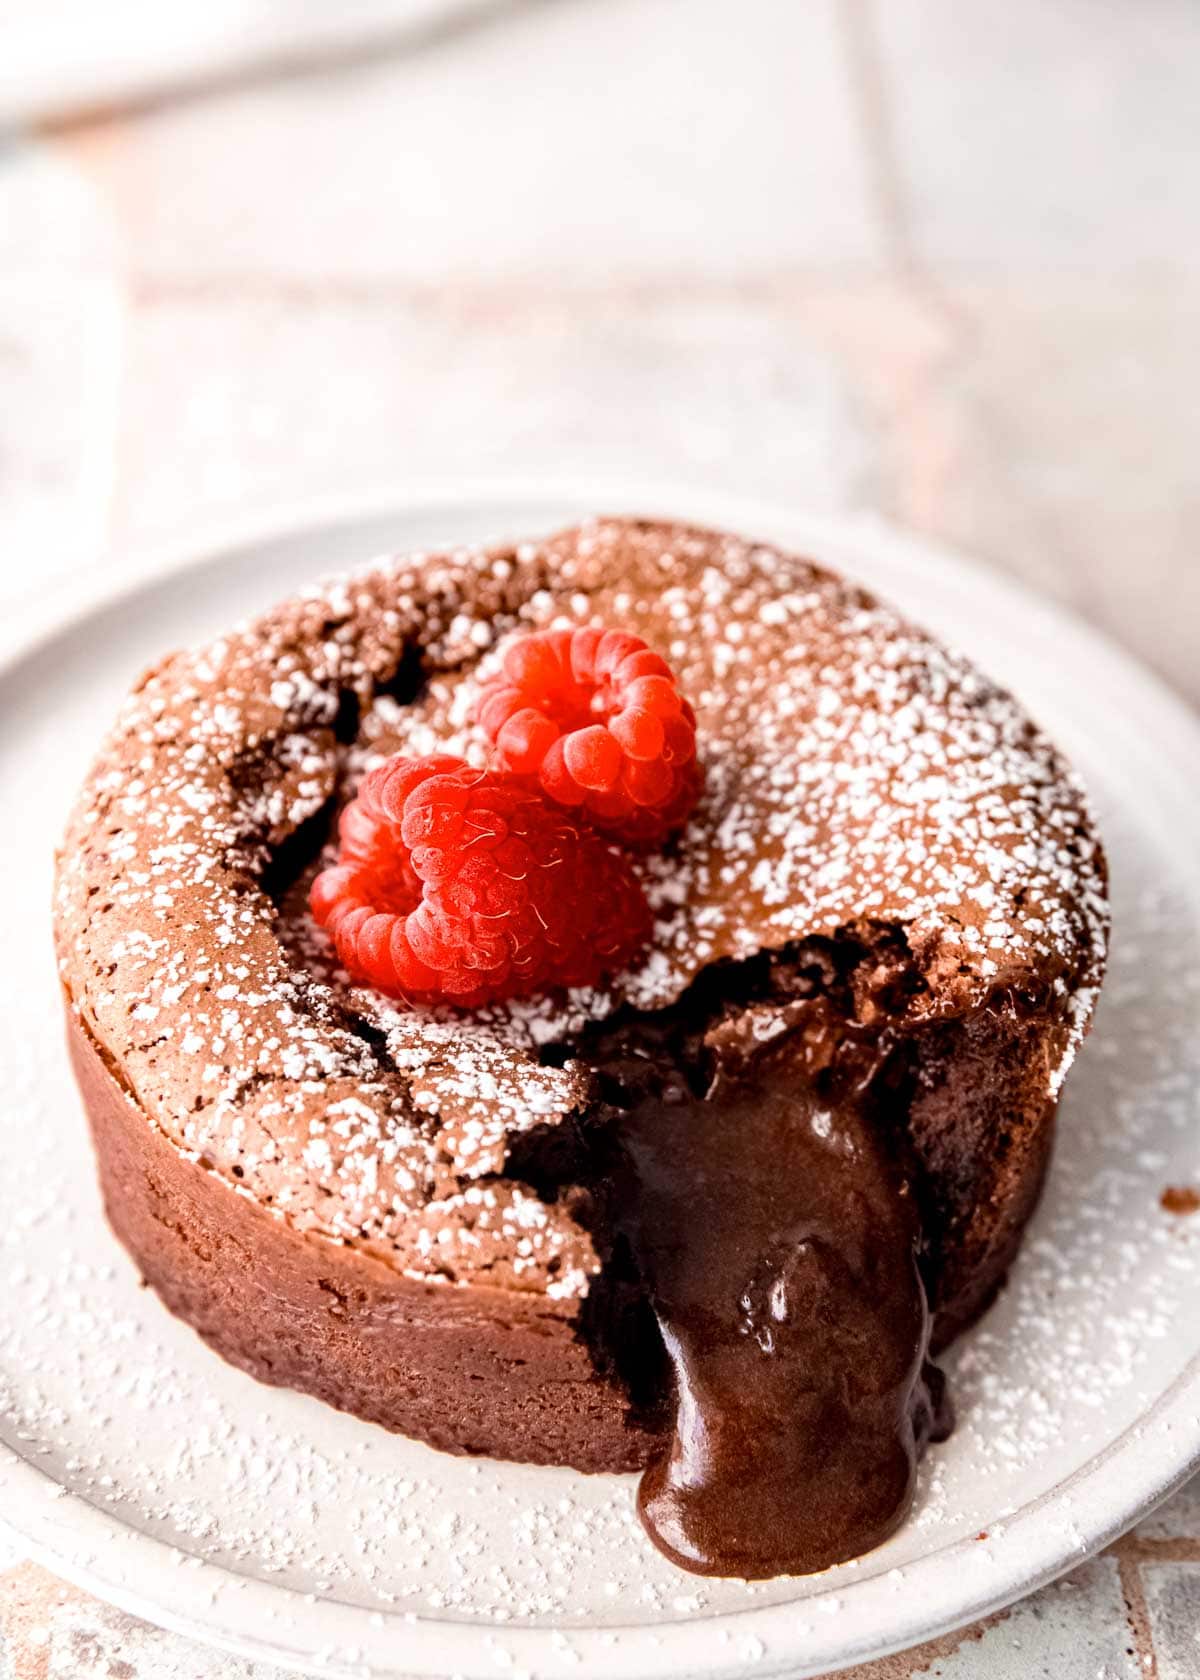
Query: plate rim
[{"left": 3, "top": 477, "right": 1199, "bottom": 1680}]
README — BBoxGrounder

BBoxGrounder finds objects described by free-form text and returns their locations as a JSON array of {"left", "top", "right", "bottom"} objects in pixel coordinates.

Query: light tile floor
[{"left": 2, "top": 0, "right": 1197, "bottom": 1672}]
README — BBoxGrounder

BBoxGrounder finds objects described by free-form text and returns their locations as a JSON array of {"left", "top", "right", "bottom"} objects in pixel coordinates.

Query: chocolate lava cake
[{"left": 55, "top": 518, "right": 1108, "bottom": 1577}]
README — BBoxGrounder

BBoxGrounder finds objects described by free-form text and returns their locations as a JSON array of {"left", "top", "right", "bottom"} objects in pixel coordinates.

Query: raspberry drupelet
[
  {"left": 475, "top": 627, "right": 701, "bottom": 846},
  {"left": 311, "top": 754, "right": 651, "bottom": 1007}
]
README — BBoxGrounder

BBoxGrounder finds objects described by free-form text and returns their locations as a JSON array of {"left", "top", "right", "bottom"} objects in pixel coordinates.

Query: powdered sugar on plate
[
  {"left": 1, "top": 499, "right": 1196, "bottom": 1680},
  {"left": 2, "top": 797, "right": 1196, "bottom": 1641}
]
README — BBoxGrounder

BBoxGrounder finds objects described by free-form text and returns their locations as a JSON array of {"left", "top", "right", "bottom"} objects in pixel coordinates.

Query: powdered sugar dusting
[
  {"left": 6, "top": 811, "right": 1196, "bottom": 1635},
  {"left": 3, "top": 513, "right": 1195, "bottom": 1671},
  {"left": 53, "top": 519, "right": 1107, "bottom": 1292}
]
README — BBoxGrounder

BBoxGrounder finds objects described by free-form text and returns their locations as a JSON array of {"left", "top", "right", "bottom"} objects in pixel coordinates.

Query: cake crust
[{"left": 55, "top": 518, "right": 1109, "bottom": 1472}]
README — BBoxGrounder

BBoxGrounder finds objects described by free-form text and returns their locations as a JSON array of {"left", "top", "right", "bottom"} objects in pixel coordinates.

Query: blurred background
[
  {"left": 1, "top": 6, "right": 1198, "bottom": 1669},
  {"left": 3, "top": 0, "right": 1197, "bottom": 705}
]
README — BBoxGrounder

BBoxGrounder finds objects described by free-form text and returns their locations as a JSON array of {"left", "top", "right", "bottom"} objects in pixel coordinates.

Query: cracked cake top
[{"left": 54, "top": 518, "right": 1109, "bottom": 1299}]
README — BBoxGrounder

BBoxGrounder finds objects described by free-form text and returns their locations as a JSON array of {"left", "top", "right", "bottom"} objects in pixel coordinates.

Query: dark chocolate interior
[{"left": 507, "top": 932, "right": 953, "bottom": 1576}]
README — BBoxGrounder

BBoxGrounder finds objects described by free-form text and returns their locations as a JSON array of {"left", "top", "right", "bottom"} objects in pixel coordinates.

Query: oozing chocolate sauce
[{"left": 613, "top": 1034, "right": 948, "bottom": 1579}]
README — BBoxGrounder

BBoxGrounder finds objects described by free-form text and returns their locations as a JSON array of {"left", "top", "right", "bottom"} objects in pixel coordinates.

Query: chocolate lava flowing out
[{"left": 545, "top": 934, "right": 953, "bottom": 1579}]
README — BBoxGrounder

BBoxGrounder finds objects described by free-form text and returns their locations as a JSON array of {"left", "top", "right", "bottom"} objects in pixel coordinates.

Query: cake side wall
[
  {"left": 68, "top": 1011, "right": 654, "bottom": 1475},
  {"left": 68, "top": 985, "right": 1066, "bottom": 1467},
  {"left": 913, "top": 1005, "right": 1062, "bottom": 1350}
]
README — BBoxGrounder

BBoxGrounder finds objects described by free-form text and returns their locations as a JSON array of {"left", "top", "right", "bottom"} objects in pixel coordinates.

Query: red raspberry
[
  {"left": 474, "top": 626, "right": 701, "bottom": 845},
  {"left": 310, "top": 755, "right": 651, "bottom": 1007}
]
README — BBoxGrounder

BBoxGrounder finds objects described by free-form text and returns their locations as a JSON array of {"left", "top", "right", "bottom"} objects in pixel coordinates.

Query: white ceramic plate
[{"left": 2, "top": 484, "right": 1199, "bottom": 1680}]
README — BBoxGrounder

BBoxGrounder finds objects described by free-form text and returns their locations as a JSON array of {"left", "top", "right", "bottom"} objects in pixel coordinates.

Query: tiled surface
[
  {"left": 870, "top": 0, "right": 1200, "bottom": 271},
  {"left": 4, "top": 1535, "right": 1196, "bottom": 1677},
  {"left": 108, "top": 285, "right": 877, "bottom": 541},
  {"left": 1137, "top": 1476, "right": 1200, "bottom": 1544},
  {"left": 65, "top": 0, "right": 880, "bottom": 283},
  {"left": 835, "top": 1557, "right": 1146, "bottom": 1679},
  {"left": 1142, "top": 1564, "right": 1200, "bottom": 1680},
  {"left": 883, "top": 277, "right": 1200, "bottom": 702},
  {"left": 0, "top": 1562, "right": 293, "bottom": 1680},
  {"left": 0, "top": 140, "right": 121, "bottom": 610},
  {"left": 2, "top": 0, "right": 1198, "bottom": 1673}
]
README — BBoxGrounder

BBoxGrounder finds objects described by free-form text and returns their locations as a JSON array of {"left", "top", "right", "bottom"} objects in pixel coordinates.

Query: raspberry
[
  {"left": 475, "top": 626, "right": 701, "bottom": 845},
  {"left": 310, "top": 755, "right": 651, "bottom": 1007}
]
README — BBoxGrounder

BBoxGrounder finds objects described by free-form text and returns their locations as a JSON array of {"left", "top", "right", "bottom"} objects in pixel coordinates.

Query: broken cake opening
[{"left": 515, "top": 926, "right": 955, "bottom": 1577}]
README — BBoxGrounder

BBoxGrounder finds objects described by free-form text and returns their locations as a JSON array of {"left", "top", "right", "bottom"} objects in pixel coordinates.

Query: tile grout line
[
  {"left": 833, "top": 0, "right": 976, "bottom": 351},
  {"left": 1116, "top": 1553, "right": 1160, "bottom": 1678},
  {"left": 834, "top": 0, "right": 916, "bottom": 278},
  {"left": 1114, "top": 1534, "right": 1200, "bottom": 1564},
  {"left": 831, "top": 0, "right": 992, "bottom": 543},
  {"left": 832, "top": 0, "right": 1104, "bottom": 625}
]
